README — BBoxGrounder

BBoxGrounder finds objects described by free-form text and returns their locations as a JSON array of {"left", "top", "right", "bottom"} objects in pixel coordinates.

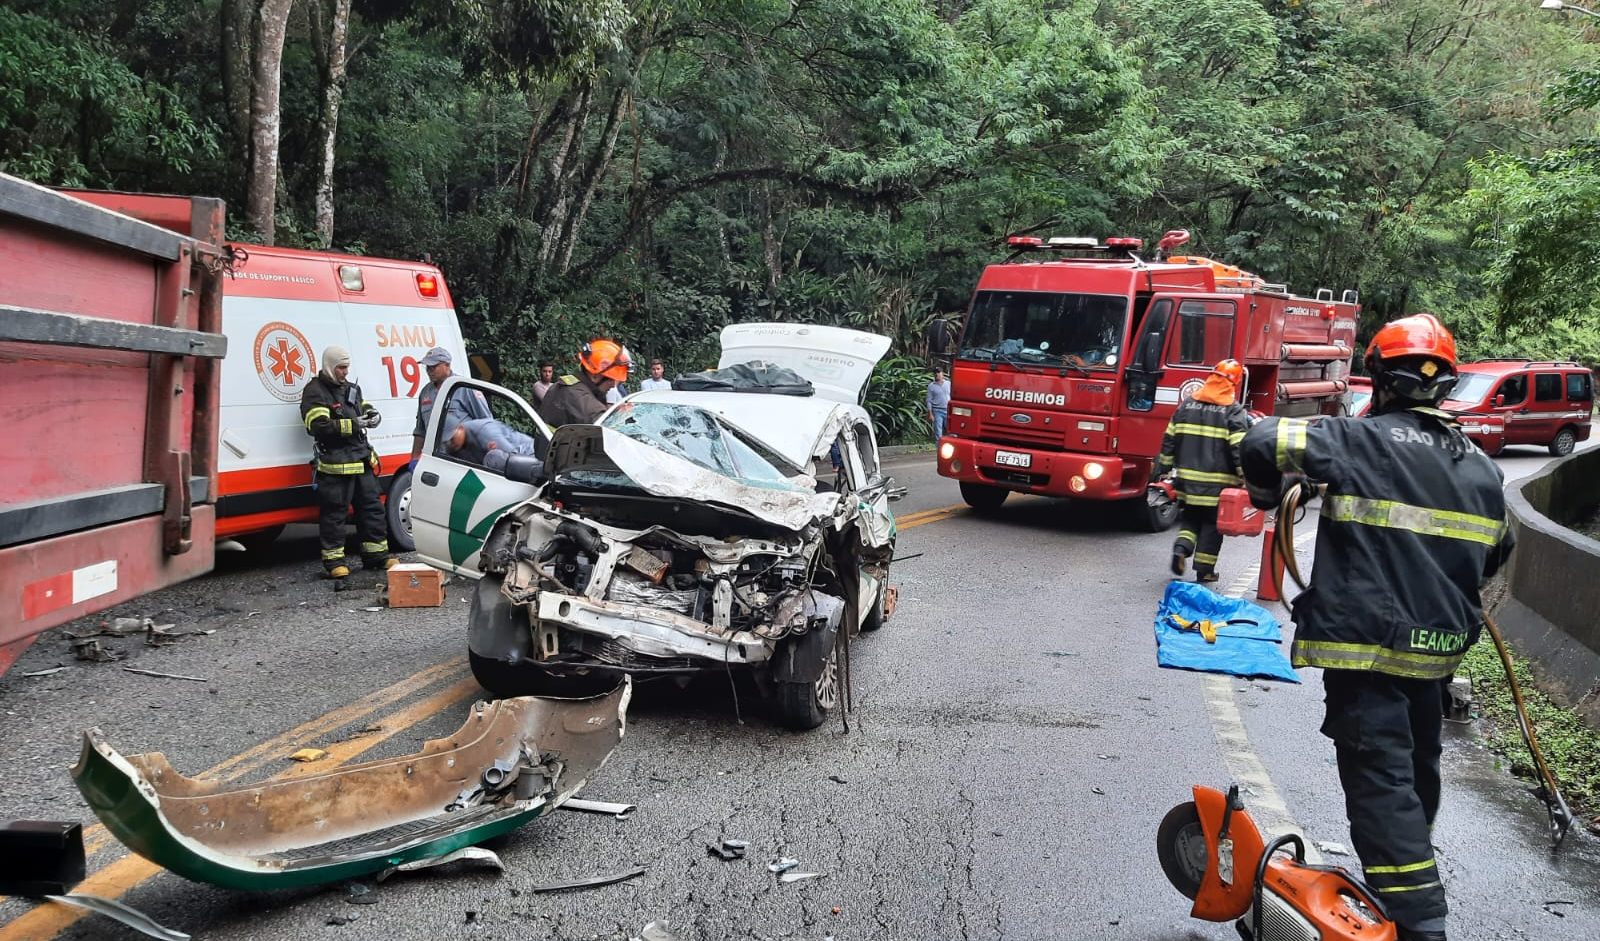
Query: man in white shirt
[{"left": 639, "top": 359, "right": 673, "bottom": 392}]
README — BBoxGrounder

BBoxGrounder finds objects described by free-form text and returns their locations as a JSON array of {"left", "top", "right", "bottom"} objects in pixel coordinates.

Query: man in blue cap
[{"left": 411, "top": 346, "right": 489, "bottom": 468}]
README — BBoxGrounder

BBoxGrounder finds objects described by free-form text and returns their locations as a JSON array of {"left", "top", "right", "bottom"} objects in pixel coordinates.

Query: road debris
[
  {"left": 377, "top": 846, "right": 505, "bottom": 882},
  {"left": 779, "top": 870, "right": 823, "bottom": 884},
  {"left": 123, "top": 667, "right": 209, "bottom": 683},
  {"left": 767, "top": 857, "right": 800, "bottom": 873},
  {"left": 288, "top": 748, "right": 327, "bottom": 762},
  {"left": 529, "top": 866, "right": 647, "bottom": 893},
  {"left": 344, "top": 882, "right": 378, "bottom": 904},
  {"left": 1091, "top": 786, "right": 1106, "bottom": 795},
  {"left": 71, "top": 639, "right": 121, "bottom": 662},
  {"left": 827, "top": 775, "right": 848, "bottom": 785},
  {"left": 632, "top": 920, "right": 681, "bottom": 941},
  {"left": 22, "top": 667, "right": 67, "bottom": 677},
  {"left": 326, "top": 914, "right": 359, "bottom": 926},
  {"left": 559, "top": 797, "right": 636, "bottom": 819},
  {"left": 1315, "top": 840, "right": 1350, "bottom": 856},
  {"left": 707, "top": 838, "right": 749, "bottom": 860},
  {"left": 44, "top": 893, "right": 189, "bottom": 941}
]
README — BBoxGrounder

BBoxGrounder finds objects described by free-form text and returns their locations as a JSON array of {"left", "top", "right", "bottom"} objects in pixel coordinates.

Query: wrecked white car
[{"left": 410, "top": 324, "right": 899, "bottom": 728}]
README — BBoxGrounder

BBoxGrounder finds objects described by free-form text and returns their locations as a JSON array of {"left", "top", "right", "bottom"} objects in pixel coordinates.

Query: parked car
[
  {"left": 1441, "top": 359, "right": 1594, "bottom": 456},
  {"left": 1345, "top": 375, "right": 1373, "bottom": 418},
  {"left": 409, "top": 324, "right": 899, "bottom": 729}
]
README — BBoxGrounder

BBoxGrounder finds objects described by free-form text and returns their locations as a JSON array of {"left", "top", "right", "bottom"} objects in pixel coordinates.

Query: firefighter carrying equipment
[
  {"left": 578, "top": 339, "right": 633, "bottom": 382},
  {"left": 1241, "top": 408, "right": 1513, "bottom": 681}
]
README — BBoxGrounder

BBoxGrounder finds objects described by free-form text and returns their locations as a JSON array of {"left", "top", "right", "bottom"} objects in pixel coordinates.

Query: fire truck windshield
[{"left": 959, "top": 290, "right": 1128, "bottom": 370}]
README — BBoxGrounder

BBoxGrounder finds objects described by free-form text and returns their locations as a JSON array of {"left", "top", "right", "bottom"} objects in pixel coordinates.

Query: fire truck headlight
[
  {"left": 939, "top": 442, "right": 956, "bottom": 460},
  {"left": 1082, "top": 461, "right": 1105, "bottom": 481},
  {"left": 1069, "top": 475, "right": 1088, "bottom": 493},
  {"left": 951, "top": 406, "right": 972, "bottom": 417}
]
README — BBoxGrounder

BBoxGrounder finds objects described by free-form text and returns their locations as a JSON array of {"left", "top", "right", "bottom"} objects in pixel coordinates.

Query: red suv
[{"left": 1442, "top": 360, "right": 1594, "bottom": 456}]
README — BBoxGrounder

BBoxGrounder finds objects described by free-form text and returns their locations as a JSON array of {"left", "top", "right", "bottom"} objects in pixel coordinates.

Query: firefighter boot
[
  {"left": 1196, "top": 571, "right": 1219, "bottom": 585},
  {"left": 1169, "top": 545, "right": 1190, "bottom": 577},
  {"left": 1397, "top": 929, "right": 1446, "bottom": 941},
  {"left": 364, "top": 555, "right": 398, "bottom": 571},
  {"left": 326, "top": 562, "right": 350, "bottom": 579}
]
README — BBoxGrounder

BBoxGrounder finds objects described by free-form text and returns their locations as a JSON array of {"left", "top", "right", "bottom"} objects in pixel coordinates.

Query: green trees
[{"left": 2, "top": 1, "right": 1595, "bottom": 435}]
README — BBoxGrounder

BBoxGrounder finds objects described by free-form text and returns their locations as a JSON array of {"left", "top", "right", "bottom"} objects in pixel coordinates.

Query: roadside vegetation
[
  {"left": 1459, "top": 637, "right": 1600, "bottom": 835},
  {"left": 4, "top": 1, "right": 1600, "bottom": 441}
]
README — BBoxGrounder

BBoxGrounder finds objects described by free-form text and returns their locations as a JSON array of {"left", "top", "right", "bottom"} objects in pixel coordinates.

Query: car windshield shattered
[
  {"left": 599, "top": 401, "right": 805, "bottom": 487},
  {"left": 959, "top": 289, "right": 1129, "bottom": 369}
]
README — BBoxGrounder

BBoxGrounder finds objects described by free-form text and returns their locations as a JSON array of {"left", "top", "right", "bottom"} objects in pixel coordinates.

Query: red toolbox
[{"left": 1217, "top": 487, "right": 1265, "bottom": 537}]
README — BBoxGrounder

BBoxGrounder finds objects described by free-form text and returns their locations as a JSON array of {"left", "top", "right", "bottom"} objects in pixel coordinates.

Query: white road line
[{"left": 1202, "top": 527, "right": 1322, "bottom": 863}]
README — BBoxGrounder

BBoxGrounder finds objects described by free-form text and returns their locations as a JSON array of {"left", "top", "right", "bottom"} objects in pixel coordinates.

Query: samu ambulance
[{"left": 218, "top": 245, "right": 470, "bottom": 552}]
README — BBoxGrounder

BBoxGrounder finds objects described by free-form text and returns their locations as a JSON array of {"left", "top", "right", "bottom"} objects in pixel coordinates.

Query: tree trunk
[
  {"left": 220, "top": 0, "right": 255, "bottom": 149},
  {"left": 246, "top": 0, "right": 295, "bottom": 244},
  {"left": 556, "top": 84, "right": 632, "bottom": 274},
  {"left": 534, "top": 82, "right": 594, "bottom": 272},
  {"left": 308, "top": 0, "right": 352, "bottom": 247}
]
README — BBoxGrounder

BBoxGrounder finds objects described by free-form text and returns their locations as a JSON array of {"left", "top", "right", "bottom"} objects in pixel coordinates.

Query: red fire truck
[{"left": 936, "top": 231, "right": 1359, "bottom": 530}]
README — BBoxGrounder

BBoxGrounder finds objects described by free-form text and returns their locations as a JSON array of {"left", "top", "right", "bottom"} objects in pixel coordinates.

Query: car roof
[
  {"left": 612, "top": 389, "right": 868, "bottom": 469},
  {"left": 1457, "top": 359, "right": 1585, "bottom": 377}
]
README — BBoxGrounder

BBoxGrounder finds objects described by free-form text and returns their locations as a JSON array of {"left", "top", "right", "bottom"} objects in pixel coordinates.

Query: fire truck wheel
[
  {"left": 387, "top": 468, "right": 417, "bottom": 552},
  {"left": 1135, "top": 493, "right": 1180, "bottom": 532},
  {"left": 1549, "top": 427, "right": 1576, "bottom": 457},
  {"left": 959, "top": 482, "right": 1008, "bottom": 513}
]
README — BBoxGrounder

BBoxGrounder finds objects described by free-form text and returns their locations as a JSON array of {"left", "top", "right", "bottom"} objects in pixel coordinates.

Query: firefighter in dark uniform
[
  {"left": 299, "top": 346, "right": 395, "bottom": 579},
  {"left": 537, "top": 338, "right": 632, "bottom": 428},
  {"left": 1239, "top": 313, "right": 1514, "bottom": 941},
  {"left": 1156, "top": 359, "right": 1252, "bottom": 583}
]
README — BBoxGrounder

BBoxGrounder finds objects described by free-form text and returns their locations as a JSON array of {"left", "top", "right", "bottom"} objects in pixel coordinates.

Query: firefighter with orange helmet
[
  {"left": 538, "top": 338, "right": 633, "bottom": 427},
  {"left": 1239, "top": 313, "right": 1514, "bottom": 941},
  {"left": 1155, "top": 358, "right": 1252, "bottom": 583}
]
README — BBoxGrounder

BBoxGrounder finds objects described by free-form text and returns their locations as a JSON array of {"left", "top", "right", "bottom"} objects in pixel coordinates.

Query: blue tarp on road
[{"left": 1154, "top": 581, "right": 1301, "bottom": 683}]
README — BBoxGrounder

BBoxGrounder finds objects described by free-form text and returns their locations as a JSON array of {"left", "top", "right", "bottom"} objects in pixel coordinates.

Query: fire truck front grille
[{"left": 980, "top": 421, "right": 1066, "bottom": 451}]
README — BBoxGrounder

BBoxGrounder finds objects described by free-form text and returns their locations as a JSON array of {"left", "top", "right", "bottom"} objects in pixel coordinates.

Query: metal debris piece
[
  {"left": 376, "top": 846, "right": 505, "bottom": 883},
  {"left": 827, "top": 775, "right": 847, "bottom": 785},
  {"left": 1091, "top": 786, "right": 1105, "bottom": 795},
  {"left": 362, "top": 607, "right": 383, "bottom": 613},
  {"left": 637, "top": 920, "right": 681, "bottom": 941},
  {"left": 71, "top": 639, "right": 121, "bottom": 662},
  {"left": 44, "top": 893, "right": 190, "bottom": 941},
  {"left": 123, "top": 667, "right": 208, "bottom": 683},
  {"left": 1314, "top": 841, "right": 1350, "bottom": 856},
  {"left": 707, "top": 838, "right": 748, "bottom": 860},
  {"left": 327, "top": 914, "right": 359, "bottom": 926},
  {"left": 23, "top": 667, "right": 67, "bottom": 677},
  {"left": 779, "top": 871, "right": 823, "bottom": 884},
  {"left": 344, "top": 882, "right": 378, "bottom": 904},
  {"left": 529, "top": 866, "right": 646, "bottom": 893},
  {"left": 559, "top": 797, "right": 636, "bottom": 819},
  {"left": 767, "top": 857, "right": 800, "bottom": 873},
  {"left": 143, "top": 623, "right": 208, "bottom": 647}
]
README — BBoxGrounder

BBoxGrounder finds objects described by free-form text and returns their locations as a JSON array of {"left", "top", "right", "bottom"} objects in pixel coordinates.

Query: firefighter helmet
[
  {"left": 1211, "top": 359, "right": 1245, "bottom": 388},
  {"left": 1364, "top": 313, "right": 1457, "bottom": 405},
  {"left": 579, "top": 339, "right": 632, "bottom": 382}
]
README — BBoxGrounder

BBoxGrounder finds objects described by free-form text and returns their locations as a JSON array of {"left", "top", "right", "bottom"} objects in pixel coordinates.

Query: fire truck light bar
[
  {"left": 1105, "top": 237, "right": 1143, "bottom": 249},
  {"left": 1046, "top": 237, "right": 1098, "bottom": 247},
  {"left": 1007, "top": 236, "right": 1044, "bottom": 247}
]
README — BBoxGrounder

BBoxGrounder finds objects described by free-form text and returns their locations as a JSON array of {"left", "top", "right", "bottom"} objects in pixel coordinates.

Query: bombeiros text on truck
[{"left": 936, "top": 229, "right": 1359, "bottom": 530}]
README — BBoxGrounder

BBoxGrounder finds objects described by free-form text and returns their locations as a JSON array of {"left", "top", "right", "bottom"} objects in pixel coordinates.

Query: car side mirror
[
  {"left": 1494, "top": 394, "right": 1505, "bottom": 408},
  {"left": 503, "top": 454, "right": 545, "bottom": 485}
]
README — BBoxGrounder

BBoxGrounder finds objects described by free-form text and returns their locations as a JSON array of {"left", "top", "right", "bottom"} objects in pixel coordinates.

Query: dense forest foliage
[{"left": 3, "top": 0, "right": 1598, "bottom": 440}]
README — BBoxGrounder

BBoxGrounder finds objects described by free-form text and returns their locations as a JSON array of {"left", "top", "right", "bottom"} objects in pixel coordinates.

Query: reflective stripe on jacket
[
  {"left": 1158, "top": 399, "right": 1251, "bottom": 507},
  {"left": 300, "top": 374, "right": 377, "bottom": 476},
  {"left": 1240, "top": 409, "right": 1515, "bottom": 679}
]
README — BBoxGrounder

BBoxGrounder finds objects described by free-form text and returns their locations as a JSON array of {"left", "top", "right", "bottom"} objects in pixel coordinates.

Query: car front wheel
[
  {"left": 386, "top": 468, "right": 416, "bottom": 552},
  {"left": 1550, "top": 427, "right": 1577, "bottom": 457},
  {"left": 773, "top": 636, "right": 841, "bottom": 730}
]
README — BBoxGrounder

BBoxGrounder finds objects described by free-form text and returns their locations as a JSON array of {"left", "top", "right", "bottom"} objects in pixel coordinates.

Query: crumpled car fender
[{"left": 769, "top": 592, "right": 845, "bottom": 684}]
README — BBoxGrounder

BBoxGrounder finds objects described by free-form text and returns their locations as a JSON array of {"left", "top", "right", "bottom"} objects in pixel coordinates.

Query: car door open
[{"left": 410, "top": 377, "right": 550, "bottom": 577}]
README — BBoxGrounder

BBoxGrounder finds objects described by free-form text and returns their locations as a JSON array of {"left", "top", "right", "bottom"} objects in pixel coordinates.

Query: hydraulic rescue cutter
[{"left": 1158, "top": 784, "right": 1397, "bottom": 941}]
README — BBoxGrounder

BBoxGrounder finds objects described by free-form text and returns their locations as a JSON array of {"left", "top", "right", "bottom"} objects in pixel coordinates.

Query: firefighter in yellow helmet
[
  {"left": 1155, "top": 359, "right": 1252, "bottom": 583},
  {"left": 1239, "top": 313, "right": 1514, "bottom": 941},
  {"left": 537, "top": 339, "right": 632, "bottom": 427}
]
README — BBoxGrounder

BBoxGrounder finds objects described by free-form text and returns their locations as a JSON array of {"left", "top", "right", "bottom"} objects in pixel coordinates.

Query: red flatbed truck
[
  {"left": 936, "top": 231, "right": 1359, "bottom": 530},
  {"left": 0, "top": 173, "right": 227, "bottom": 673}
]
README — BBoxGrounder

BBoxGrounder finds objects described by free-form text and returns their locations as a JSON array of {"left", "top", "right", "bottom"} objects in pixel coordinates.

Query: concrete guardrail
[{"left": 1492, "top": 447, "right": 1600, "bottom": 729}]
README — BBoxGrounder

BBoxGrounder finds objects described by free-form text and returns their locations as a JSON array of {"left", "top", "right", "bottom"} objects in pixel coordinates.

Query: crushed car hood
[
  {"left": 719, "top": 323, "right": 891, "bottom": 405},
  {"left": 548, "top": 423, "right": 840, "bottom": 531}
]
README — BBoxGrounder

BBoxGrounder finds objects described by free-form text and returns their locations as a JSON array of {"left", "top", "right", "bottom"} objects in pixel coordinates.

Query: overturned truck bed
[{"left": 71, "top": 683, "right": 630, "bottom": 890}]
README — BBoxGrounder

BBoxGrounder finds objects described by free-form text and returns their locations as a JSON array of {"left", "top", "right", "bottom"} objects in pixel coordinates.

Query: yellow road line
[{"left": 1, "top": 675, "right": 479, "bottom": 940}]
